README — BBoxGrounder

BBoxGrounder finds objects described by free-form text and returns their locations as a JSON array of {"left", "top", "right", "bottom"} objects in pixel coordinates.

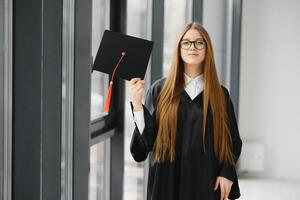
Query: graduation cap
[{"left": 93, "top": 30, "right": 154, "bottom": 113}]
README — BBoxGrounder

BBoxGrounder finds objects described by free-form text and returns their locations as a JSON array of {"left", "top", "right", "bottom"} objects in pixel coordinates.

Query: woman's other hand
[{"left": 214, "top": 176, "right": 233, "bottom": 200}]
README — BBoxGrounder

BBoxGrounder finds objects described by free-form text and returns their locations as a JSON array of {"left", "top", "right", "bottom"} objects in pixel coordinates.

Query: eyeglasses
[{"left": 180, "top": 39, "right": 206, "bottom": 50}]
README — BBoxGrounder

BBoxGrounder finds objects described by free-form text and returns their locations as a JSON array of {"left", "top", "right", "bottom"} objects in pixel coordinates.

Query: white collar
[{"left": 183, "top": 72, "right": 204, "bottom": 85}]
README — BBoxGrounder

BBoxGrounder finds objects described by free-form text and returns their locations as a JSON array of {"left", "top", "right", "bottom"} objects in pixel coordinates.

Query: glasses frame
[{"left": 180, "top": 39, "right": 206, "bottom": 50}]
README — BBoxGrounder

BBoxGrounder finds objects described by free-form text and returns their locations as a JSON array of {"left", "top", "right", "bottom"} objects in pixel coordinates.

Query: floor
[{"left": 238, "top": 177, "right": 300, "bottom": 200}]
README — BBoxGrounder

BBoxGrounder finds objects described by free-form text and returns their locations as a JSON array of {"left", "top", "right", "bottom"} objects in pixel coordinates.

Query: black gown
[{"left": 130, "top": 77, "right": 242, "bottom": 200}]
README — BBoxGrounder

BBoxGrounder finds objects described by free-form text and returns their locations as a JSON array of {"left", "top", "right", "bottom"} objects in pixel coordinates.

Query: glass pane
[
  {"left": 202, "top": 0, "right": 229, "bottom": 85},
  {"left": 90, "top": 0, "right": 109, "bottom": 120},
  {"left": 89, "top": 0, "right": 110, "bottom": 199},
  {"left": 163, "top": 0, "right": 188, "bottom": 76},
  {"left": 89, "top": 140, "right": 108, "bottom": 200},
  {"left": 124, "top": 0, "right": 151, "bottom": 199}
]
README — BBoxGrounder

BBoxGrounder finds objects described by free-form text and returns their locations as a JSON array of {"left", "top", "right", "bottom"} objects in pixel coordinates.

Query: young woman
[{"left": 129, "top": 22, "right": 242, "bottom": 200}]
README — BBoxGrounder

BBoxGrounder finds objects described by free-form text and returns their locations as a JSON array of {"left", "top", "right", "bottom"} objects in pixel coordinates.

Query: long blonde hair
[{"left": 153, "top": 22, "right": 235, "bottom": 165}]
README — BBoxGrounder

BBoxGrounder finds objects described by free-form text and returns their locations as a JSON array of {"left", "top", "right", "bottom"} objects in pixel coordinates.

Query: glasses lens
[
  {"left": 195, "top": 40, "right": 205, "bottom": 50},
  {"left": 180, "top": 41, "right": 191, "bottom": 49}
]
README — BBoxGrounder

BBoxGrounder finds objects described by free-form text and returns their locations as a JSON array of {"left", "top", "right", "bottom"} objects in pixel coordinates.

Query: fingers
[
  {"left": 220, "top": 184, "right": 225, "bottom": 200},
  {"left": 224, "top": 184, "right": 229, "bottom": 200},
  {"left": 130, "top": 78, "right": 139, "bottom": 85},
  {"left": 214, "top": 178, "right": 224, "bottom": 200},
  {"left": 220, "top": 183, "right": 230, "bottom": 200},
  {"left": 214, "top": 178, "right": 219, "bottom": 191},
  {"left": 225, "top": 182, "right": 233, "bottom": 199},
  {"left": 130, "top": 78, "right": 145, "bottom": 91},
  {"left": 130, "top": 78, "right": 145, "bottom": 89},
  {"left": 217, "top": 177, "right": 233, "bottom": 200},
  {"left": 130, "top": 81, "right": 145, "bottom": 92},
  {"left": 130, "top": 77, "right": 145, "bottom": 85}
]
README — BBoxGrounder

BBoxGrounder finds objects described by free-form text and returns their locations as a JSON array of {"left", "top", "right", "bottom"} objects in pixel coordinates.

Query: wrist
[{"left": 132, "top": 102, "right": 142, "bottom": 111}]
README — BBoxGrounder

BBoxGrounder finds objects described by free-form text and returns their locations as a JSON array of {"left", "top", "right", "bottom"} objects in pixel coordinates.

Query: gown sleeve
[
  {"left": 218, "top": 87, "right": 243, "bottom": 199},
  {"left": 129, "top": 84, "right": 157, "bottom": 162}
]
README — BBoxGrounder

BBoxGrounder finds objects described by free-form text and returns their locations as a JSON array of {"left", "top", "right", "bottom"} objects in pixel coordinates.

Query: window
[
  {"left": 89, "top": 140, "right": 110, "bottom": 200},
  {"left": 89, "top": 0, "right": 110, "bottom": 199},
  {"left": 90, "top": 0, "right": 110, "bottom": 120},
  {"left": 163, "top": 0, "right": 189, "bottom": 76},
  {"left": 202, "top": 0, "right": 231, "bottom": 85},
  {"left": 124, "top": 0, "right": 152, "bottom": 199}
]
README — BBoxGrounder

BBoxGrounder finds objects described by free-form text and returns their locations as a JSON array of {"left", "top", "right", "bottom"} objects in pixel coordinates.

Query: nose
[{"left": 189, "top": 42, "right": 197, "bottom": 50}]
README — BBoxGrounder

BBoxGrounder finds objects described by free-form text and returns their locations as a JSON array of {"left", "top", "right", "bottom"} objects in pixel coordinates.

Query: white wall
[{"left": 239, "top": 0, "right": 300, "bottom": 179}]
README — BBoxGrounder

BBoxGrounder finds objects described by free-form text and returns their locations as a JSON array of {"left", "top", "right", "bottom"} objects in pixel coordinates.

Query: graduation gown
[{"left": 130, "top": 77, "right": 242, "bottom": 200}]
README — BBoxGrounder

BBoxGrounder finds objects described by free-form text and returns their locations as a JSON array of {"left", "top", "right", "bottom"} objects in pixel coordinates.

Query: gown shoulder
[{"left": 144, "top": 77, "right": 166, "bottom": 115}]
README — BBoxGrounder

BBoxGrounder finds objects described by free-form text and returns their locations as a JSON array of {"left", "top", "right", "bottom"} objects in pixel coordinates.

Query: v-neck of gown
[{"left": 181, "top": 89, "right": 204, "bottom": 103}]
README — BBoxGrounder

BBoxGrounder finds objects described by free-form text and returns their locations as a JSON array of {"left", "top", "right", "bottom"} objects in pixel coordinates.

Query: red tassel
[
  {"left": 104, "top": 81, "right": 113, "bottom": 112},
  {"left": 103, "top": 52, "right": 126, "bottom": 113}
]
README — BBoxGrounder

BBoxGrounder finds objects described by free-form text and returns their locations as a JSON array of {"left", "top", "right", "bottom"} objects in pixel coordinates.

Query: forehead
[{"left": 182, "top": 29, "right": 203, "bottom": 40}]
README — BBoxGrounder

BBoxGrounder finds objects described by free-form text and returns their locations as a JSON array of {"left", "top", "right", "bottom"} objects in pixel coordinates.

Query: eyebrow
[{"left": 181, "top": 37, "right": 204, "bottom": 41}]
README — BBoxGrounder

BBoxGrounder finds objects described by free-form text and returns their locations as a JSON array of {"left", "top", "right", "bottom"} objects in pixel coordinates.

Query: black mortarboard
[{"left": 93, "top": 30, "right": 154, "bottom": 113}]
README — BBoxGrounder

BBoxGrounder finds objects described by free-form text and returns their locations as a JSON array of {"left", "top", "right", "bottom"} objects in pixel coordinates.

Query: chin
[{"left": 185, "top": 60, "right": 202, "bottom": 65}]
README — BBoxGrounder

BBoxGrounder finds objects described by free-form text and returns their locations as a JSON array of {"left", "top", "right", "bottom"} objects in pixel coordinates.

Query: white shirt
[{"left": 132, "top": 73, "right": 204, "bottom": 133}]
